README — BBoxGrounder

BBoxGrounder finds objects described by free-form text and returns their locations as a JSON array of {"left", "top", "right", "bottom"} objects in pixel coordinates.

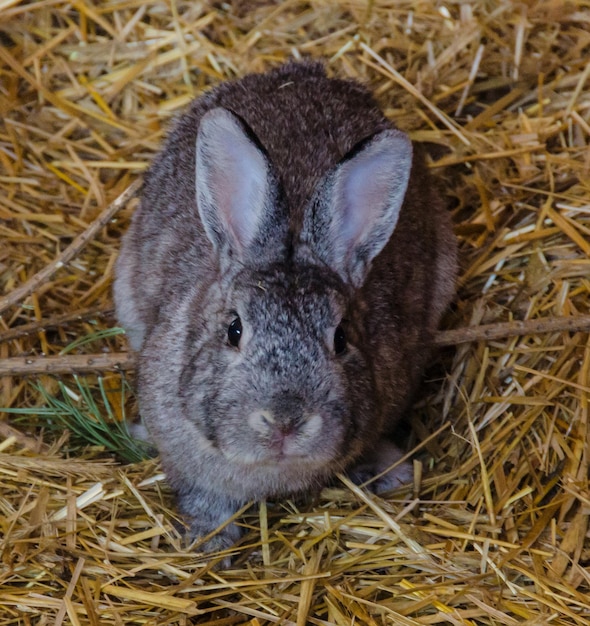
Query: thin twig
[
  {"left": 0, "top": 179, "right": 141, "bottom": 316},
  {"left": 0, "top": 421, "right": 50, "bottom": 454},
  {"left": 0, "top": 353, "right": 134, "bottom": 377},
  {"left": 434, "top": 314, "right": 590, "bottom": 347},
  {"left": 0, "top": 306, "right": 115, "bottom": 344}
]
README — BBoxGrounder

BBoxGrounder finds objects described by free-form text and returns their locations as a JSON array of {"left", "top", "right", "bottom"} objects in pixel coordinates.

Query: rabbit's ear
[
  {"left": 196, "top": 108, "right": 277, "bottom": 260},
  {"left": 304, "top": 130, "right": 412, "bottom": 287}
]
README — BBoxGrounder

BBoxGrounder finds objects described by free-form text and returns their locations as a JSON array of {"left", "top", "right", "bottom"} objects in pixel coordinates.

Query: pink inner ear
[
  {"left": 209, "top": 135, "right": 264, "bottom": 248},
  {"left": 196, "top": 108, "right": 270, "bottom": 254},
  {"left": 326, "top": 130, "right": 412, "bottom": 285},
  {"left": 338, "top": 148, "right": 401, "bottom": 245}
]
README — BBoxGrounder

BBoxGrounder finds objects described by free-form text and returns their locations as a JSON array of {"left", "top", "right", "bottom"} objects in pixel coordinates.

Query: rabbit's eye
[
  {"left": 334, "top": 324, "right": 347, "bottom": 355},
  {"left": 228, "top": 317, "right": 242, "bottom": 347}
]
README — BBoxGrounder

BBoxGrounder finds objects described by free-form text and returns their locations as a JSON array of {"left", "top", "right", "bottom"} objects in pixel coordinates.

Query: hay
[{"left": 1, "top": 0, "right": 589, "bottom": 623}]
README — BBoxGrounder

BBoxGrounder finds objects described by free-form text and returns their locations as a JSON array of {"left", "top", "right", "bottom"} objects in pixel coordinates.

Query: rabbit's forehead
[
  {"left": 249, "top": 281, "right": 341, "bottom": 316},
  {"left": 235, "top": 268, "right": 347, "bottom": 322}
]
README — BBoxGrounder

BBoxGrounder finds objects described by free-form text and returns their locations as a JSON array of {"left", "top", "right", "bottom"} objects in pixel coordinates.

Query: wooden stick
[
  {"left": 0, "top": 352, "right": 134, "bottom": 377},
  {"left": 434, "top": 314, "right": 590, "bottom": 347},
  {"left": 0, "top": 421, "right": 51, "bottom": 453},
  {"left": 0, "top": 306, "right": 115, "bottom": 344},
  {"left": 0, "top": 179, "right": 141, "bottom": 316}
]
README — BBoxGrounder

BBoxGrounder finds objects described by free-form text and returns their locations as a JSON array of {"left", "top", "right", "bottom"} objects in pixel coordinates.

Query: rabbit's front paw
[
  {"left": 189, "top": 520, "right": 241, "bottom": 569},
  {"left": 348, "top": 439, "right": 413, "bottom": 493},
  {"left": 178, "top": 488, "right": 242, "bottom": 565}
]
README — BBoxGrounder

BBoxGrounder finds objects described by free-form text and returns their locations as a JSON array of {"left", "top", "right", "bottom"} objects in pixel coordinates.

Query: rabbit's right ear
[{"left": 196, "top": 108, "right": 280, "bottom": 262}]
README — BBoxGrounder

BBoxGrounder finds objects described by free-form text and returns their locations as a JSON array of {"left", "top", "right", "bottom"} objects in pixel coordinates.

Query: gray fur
[{"left": 114, "top": 62, "right": 457, "bottom": 553}]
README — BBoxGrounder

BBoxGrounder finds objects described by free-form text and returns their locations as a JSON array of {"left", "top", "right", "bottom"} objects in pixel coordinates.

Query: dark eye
[
  {"left": 334, "top": 324, "right": 347, "bottom": 355},
  {"left": 228, "top": 317, "right": 242, "bottom": 348}
]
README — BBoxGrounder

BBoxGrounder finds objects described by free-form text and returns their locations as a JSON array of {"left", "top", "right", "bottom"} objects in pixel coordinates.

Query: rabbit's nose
[
  {"left": 246, "top": 409, "right": 302, "bottom": 434},
  {"left": 247, "top": 409, "right": 323, "bottom": 456},
  {"left": 247, "top": 408, "right": 323, "bottom": 437}
]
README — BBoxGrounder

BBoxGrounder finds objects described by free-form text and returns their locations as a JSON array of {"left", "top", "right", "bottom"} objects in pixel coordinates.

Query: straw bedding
[{"left": 1, "top": 1, "right": 589, "bottom": 624}]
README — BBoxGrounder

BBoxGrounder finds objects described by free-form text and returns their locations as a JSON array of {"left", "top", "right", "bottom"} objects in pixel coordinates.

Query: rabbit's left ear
[{"left": 302, "top": 129, "right": 412, "bottom": 287}]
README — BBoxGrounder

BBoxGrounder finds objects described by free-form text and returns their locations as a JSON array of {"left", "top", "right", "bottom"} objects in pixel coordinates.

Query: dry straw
[{"left": 1, "top": 1, "right": 589, "bottom": 624}]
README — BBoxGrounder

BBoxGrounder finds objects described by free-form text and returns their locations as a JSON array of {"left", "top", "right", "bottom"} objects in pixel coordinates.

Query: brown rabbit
[{"left": 114, "top": 62, "right": 457, "bottom": 553}]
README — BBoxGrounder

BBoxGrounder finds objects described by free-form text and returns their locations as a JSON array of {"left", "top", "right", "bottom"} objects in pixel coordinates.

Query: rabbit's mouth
[
  {"left": 222, "top": 443, "right": 335, "bottom": 468},
  {"left": 219, "top": 421, "right": 339, "bottom": 469}
]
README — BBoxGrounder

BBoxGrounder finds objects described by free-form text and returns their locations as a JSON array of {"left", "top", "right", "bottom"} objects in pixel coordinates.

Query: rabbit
[{"left": 114, "top": 61, "right": 457, "bottom": 554}]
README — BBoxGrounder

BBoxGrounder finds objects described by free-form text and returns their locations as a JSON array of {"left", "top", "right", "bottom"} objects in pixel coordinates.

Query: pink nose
[
  {"left": 246, "top": 409, "right": 323, "bottom": 457},
  {"left": 268, "top": 424, "right": 297, "bottom": 452}
]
